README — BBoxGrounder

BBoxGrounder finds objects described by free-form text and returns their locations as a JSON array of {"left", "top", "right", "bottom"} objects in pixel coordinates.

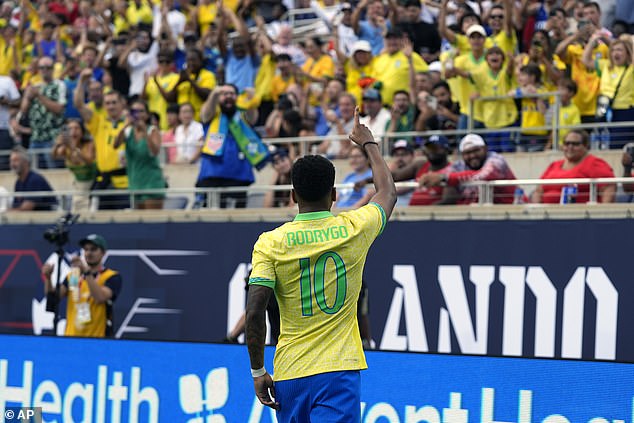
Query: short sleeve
[
  {"left": 249, "top": 234, "right": 276, "bottom": 290},
  {"left": 345, "top": 202, "right": 387, "bottom": 241},
  {"left": 105, "top": 273, "right": 123, "bottom": 301},
  {"left": 198, "top": 70, "right": 217, "bottom": 90}
]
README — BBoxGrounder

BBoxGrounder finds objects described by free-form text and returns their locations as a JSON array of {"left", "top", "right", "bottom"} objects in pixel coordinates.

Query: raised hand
[
  {"left": 402, "top": 37, "right": 413, "bottom": 58},
  {"left": 348, "top": 107, "right": 374, "bottom": 146}
]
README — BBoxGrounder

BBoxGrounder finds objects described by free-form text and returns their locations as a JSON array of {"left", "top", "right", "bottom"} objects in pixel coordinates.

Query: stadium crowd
[{"left": 0, "top": 0, "right": 633, "bottom": 208}]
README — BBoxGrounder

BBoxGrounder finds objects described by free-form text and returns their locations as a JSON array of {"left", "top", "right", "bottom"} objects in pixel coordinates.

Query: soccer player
[{"left": 245, "top": 108, "right": 396, "bottom": 421}]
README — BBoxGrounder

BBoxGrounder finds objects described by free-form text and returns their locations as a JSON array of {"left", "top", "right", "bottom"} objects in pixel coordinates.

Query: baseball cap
[
  {"left": 391, "top": 139, "right": 414, "bottom": 154},
  {"left": 428, "top": 61, "right": 442, "bottom": 73},
  {"left": 352, "top": 40, "right": 372, "bottom": 54},
  {"left": 425, "top": 135, "right": 449, "bottom": 148},
  {"left": 362, "top": 88, "right": 381, "bottom": 101},
  {"left": 341, "top": 2, "right": 353, "bottom": 11},
  {"left": 466, "top": 24, "right": 487, "bottom": 37},
  {"left": 79, "top": 234, "right": 108, "bottom": 251},
  {"left": 459, "top": 134, "right": 486, "bottom": 152}
]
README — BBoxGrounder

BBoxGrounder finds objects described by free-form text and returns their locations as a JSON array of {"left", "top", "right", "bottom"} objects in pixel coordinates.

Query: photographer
[{"left": 42, "top": 234, "right": 122, "bottom": 338}]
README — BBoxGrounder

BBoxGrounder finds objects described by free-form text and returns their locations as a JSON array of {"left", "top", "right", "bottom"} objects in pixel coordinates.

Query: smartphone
[{"left": 426, "top": 95, "right": 438, "bottom": 110}]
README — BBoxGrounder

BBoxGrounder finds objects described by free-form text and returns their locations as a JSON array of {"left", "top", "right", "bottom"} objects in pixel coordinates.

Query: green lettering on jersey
[
  {"left": 298, "top": 258, "right": 313, "bottom": 316},
  {"left": 287, "top": 232, "right": 296, "bottom": 246},
  {"left": 313, "top": 252, "right": 347, "bottom": 314},
  {"left": 313, "top": 230, "right": 324, "bottom": 243}
]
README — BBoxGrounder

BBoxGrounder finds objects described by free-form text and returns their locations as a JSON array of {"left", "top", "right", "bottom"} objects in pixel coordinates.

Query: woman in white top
[{"left": 174, "top": 103, "right": 204, "bottom": 163}]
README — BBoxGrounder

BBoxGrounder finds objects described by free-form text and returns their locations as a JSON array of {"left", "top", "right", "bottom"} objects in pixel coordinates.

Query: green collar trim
[{"left": 294, "top": 211, "right": 334, "bottom": 221}]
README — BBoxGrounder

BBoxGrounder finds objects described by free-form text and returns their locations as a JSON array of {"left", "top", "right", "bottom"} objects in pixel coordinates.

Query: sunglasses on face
[
  {"left": 490, "top": 15, "right": 504, "bottom": 19},
  {"left": 130, "top": 108, "right": 145, "bottom": 113},
  {"left": 39, "top": 65, "right": 53, "bottom": 70},
  {"left": 563, "top": 141, "right": 583, "bottom": 147}
]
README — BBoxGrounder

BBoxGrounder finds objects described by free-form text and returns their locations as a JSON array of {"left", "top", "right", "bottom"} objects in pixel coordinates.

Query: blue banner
[
  {"left": 0, "top": 219, "right": 632, "bottom": 361},
  {"left": 0, "top": 335, "right": 632, "bottom": 423}
]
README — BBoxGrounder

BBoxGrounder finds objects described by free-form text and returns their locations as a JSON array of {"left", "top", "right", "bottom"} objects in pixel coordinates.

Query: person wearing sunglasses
[
  {"left": 113, "top": 100, "right": 166, "bottom": 209},
  {"left": 530, "top": 129, "right": 615, "bottom": 204},
  {"left": 143, "top": 50, "right": 179, "bottom": 131}
]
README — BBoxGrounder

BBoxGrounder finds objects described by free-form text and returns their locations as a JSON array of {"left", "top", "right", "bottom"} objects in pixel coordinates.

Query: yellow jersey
[
  {"left": 145, "top": 72, "right": 179, "bottom": 130},
  {"left": 86, "top": 112, "right": 128, "bottom": 188},
  {"left": 126, "top": 0, "right": 153, "bottom": 26},
  {"left": 249, "top": 203, "right": 387, "bottom": 381},
  {"left": 564, "top": 43, "right": 608, "bottom": 116},
  {"left": 0, "top": 37, "right": 19, "bottom": 76},
  {"left": 176, "top": 69, "right": 217, "bottom": 121},
  {"left": 344, "top": 58, "right": 376, "bottom": 105},
  {"left": 558, "top": 102, "right": 581, "bottom": 144},
  {"left": 520, "top": 86, "right": 548, "bottom": 135},
  {"left": 470, "top": 66, "right": 518, "bottom": 128},
  {"left": 254, "top": 53, "right": 276, "bottom": 102},
  {"left": 596, "top": 59, "right": 634, "bottom": 110},
  {"left": 454, "top": 52, "right": 487, "bottom": 119},
  {"left": 519, "top": 54, "right": 566, "bottom": 94},
  {"left": 197, "top": 3, "right": 217, "bottom": 35},
  {"left": 454, "top": 33, "right": 494, "bottom": 55},
  {"left": 270, "top": 74, "right": 296, "bottom": 102},
  {"left": 302, "top": 54, "right": 335, "bottom": 105},
  {"left": 489, "top": 30, "right": 517, "bottom": 56},
  {"left": 374, "top": 51, "right": 428, "bottom": 105}
]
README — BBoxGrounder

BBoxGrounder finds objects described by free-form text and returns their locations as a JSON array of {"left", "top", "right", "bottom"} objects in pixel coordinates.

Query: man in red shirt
[{"left": 420, "top": 134, "right": 517, "bottom": 204}]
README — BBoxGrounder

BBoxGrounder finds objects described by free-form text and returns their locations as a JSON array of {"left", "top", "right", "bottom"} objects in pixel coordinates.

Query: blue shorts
[{"left": 275, "top": 370, "right": 360, "bottom": 423}]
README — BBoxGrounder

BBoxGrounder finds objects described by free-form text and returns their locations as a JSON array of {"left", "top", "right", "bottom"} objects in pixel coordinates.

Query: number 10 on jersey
[{"left": 298, "top": 252, "right": 348, "bottom": 316}]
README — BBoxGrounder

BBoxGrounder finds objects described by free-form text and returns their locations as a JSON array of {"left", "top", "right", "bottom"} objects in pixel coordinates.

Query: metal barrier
[
  {"left": 1, "top": 177, "right": 631, "bottom": 212},
  {"left": 3, "top": 117, "right": 634, "bottom": 172}
]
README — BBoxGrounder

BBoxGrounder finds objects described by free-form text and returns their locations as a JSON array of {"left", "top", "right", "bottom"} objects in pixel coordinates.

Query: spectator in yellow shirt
[
  {"left": 457, "top": 47, "right": 518, "bottom": 152},
  {"left": 333, "top": 38, "right": 376, "bottom": 106},
  {"left": 439, "top": 0, "right": 493, "bottom": 55},
  {"left": 165, "top": 49, "right": 216, "bottom": 121},
  {"left": 555, "top": 78, "right": 581, "bottom": 147},
  {"left": 582, "top": 36, "right": 634, "bottom": 149},
  {"left": 298, "top": 37, "right": 335, "bottom": 106},
  {"left": 487, "top": 0, "right": 517, "bottom": 56},
  {"left": 555, "top": 21, "right": 608, "bottom": 122},
  {"left": 373, "top": 28, "right": 428, "bottom": 106},
  {"left": 270, "top": 54, "right": 296, "bottom": 103},
  {"left": 515, "top": 31, "right": 565, "bottom": 93},
  {"left": 446, "top": 24, "right": 488, "bottom": 130},
  {"left": 143, "top": 51, "right": 179, "bottom": 130},
  {"left": 513, "top": 64, "right": 549, "bottom": 152}
]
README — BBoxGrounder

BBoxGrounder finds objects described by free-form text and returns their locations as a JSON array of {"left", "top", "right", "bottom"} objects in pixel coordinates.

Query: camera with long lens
[{"left": 43, "top": 213, "right": 79, "bottom": 247}]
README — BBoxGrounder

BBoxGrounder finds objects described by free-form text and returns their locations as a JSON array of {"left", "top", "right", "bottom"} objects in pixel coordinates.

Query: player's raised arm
[{"left": 349, "top": 107, "right": 397, "bottom": 219}]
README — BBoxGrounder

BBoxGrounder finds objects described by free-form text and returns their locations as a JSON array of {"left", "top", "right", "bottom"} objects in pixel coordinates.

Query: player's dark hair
[{"left": 291, "top": 155, "right": 335, "bottom": 202}]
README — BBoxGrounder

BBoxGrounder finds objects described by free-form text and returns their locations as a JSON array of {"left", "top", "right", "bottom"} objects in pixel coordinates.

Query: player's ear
[
  {"left": 291, "top": 189, "right": 297, "bottom": 204},
  {"left": 331, "top": 187, "right": 337, "bottom": 202}
]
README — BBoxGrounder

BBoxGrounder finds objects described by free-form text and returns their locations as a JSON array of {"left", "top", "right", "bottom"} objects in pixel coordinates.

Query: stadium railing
[
  {"left": 1, "top": 177, "right": 631, "bottom": 212},
  {"left": 7, "top": 122, "right": 633, "bottom": 171}
]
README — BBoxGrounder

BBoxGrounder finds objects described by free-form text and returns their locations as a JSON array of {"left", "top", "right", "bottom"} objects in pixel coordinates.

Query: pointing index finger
[{"left": 354, "top": 106, "right": 360, "bottom": 127}]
